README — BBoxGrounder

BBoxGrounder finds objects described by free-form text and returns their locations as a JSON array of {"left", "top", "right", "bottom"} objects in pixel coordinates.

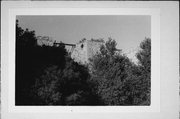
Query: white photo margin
[{"left": 7, "top": 7, "right": 160, "bottom": 113}]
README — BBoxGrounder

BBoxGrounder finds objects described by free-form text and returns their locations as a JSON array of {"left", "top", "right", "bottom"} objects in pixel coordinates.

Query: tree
[
  {"left": 16, "top": 20, "right": 37, "bottom": 47},
  {"left": 16, "top": 20, "right": 39, "bottom": 105},
  {"left": 90, "top": 38, "right": 135, "bottom": 105},
  {"left": 135, "top": 38, "right": 151, "bottom": 105},
  {"left": 16, "top": 20, "right": 67, "bottom": 105},
  {"left": 16, "top": 20, "right": 100, "bottom": 105},
  {"left": 32, "top": 57, "right": 101, "bottom": 105},
  {"left": 136, "top": 38, "right": 151, "bottom": 74},
  {"left": 90, "top": 38, "right": 151, "bottom": 105},
  {"left": 121, "top": 38, "right": 151, "bottom": 105}
]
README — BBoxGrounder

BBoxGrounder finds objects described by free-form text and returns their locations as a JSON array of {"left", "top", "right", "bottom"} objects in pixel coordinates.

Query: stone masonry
[{"left": 71, "top": 39, "right": 104, "bottom": 64}]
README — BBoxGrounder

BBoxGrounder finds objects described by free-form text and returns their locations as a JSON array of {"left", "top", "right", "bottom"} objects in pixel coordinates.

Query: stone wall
[
  {"left": 71, "top": 39, "right": 104, "bottom": 64},
  {"left": 71, "top": 41, "right": 88, "bottom": 64},
  {"left": 87, "top": 40, "right": 104, "bottom": 62}
]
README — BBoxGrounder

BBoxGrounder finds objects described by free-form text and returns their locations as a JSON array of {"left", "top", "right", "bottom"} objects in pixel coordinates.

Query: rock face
[{"left": 71, "top": 39, "right": 104, "bottom": 64}]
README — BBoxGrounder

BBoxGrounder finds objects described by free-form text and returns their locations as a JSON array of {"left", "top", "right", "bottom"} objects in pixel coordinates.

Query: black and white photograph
[
  {"left": 1, "top": 1, "right": 179, "bottom": 119},
  {"left": 15, "top": 15, "right": 151, "bottom": 106}
]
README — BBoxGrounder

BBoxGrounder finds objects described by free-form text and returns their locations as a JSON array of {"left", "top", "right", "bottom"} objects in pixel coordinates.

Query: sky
[{"left": 17, "top": 15, "right": 151, "bottom": 62}]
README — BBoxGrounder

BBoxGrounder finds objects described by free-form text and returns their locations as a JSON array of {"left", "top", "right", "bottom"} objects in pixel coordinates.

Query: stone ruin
[
  {"left": 71, "top": 38, "right": 104, "bottom": 64},
  {"left": 37, "top": 36, "right": 105, "bottom": 65}
]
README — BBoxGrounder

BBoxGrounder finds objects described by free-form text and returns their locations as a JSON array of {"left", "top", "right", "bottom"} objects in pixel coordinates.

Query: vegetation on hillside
[
  {"left": 89, "top": 37, "right": 151, "bottom": 105},
  {"left": 16, "top": 20, "right": 151, "bottom": 105}
]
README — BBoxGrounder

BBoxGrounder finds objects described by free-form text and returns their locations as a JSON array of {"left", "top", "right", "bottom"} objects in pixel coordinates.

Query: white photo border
[{"left": 7, "top": 7, "right": 160, "bottom": 113}]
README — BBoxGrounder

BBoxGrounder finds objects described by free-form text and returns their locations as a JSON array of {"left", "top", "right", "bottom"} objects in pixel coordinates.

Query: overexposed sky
[{"left": 17, "top": 15, "right": 151, "bottom": 61}]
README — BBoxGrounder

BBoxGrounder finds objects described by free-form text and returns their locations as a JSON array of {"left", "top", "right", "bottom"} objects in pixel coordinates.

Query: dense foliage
[
  {"left": 16, "top": 20, "right": 100, "bottom": 105},
  {"left": 90, "top": 38, "right": 151, "bottom": 105},
  {"left": 16, "top": 20, "right": 67, "bottom": 105},
  {"left": 32, "top": 58, "right": 101, "bottom": 105},
  {"left": 135, "top": 38, "right": 151, "bottom": 105},
  {"left": 16, "top": 20, "right": 151, "bottom": 105}
]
